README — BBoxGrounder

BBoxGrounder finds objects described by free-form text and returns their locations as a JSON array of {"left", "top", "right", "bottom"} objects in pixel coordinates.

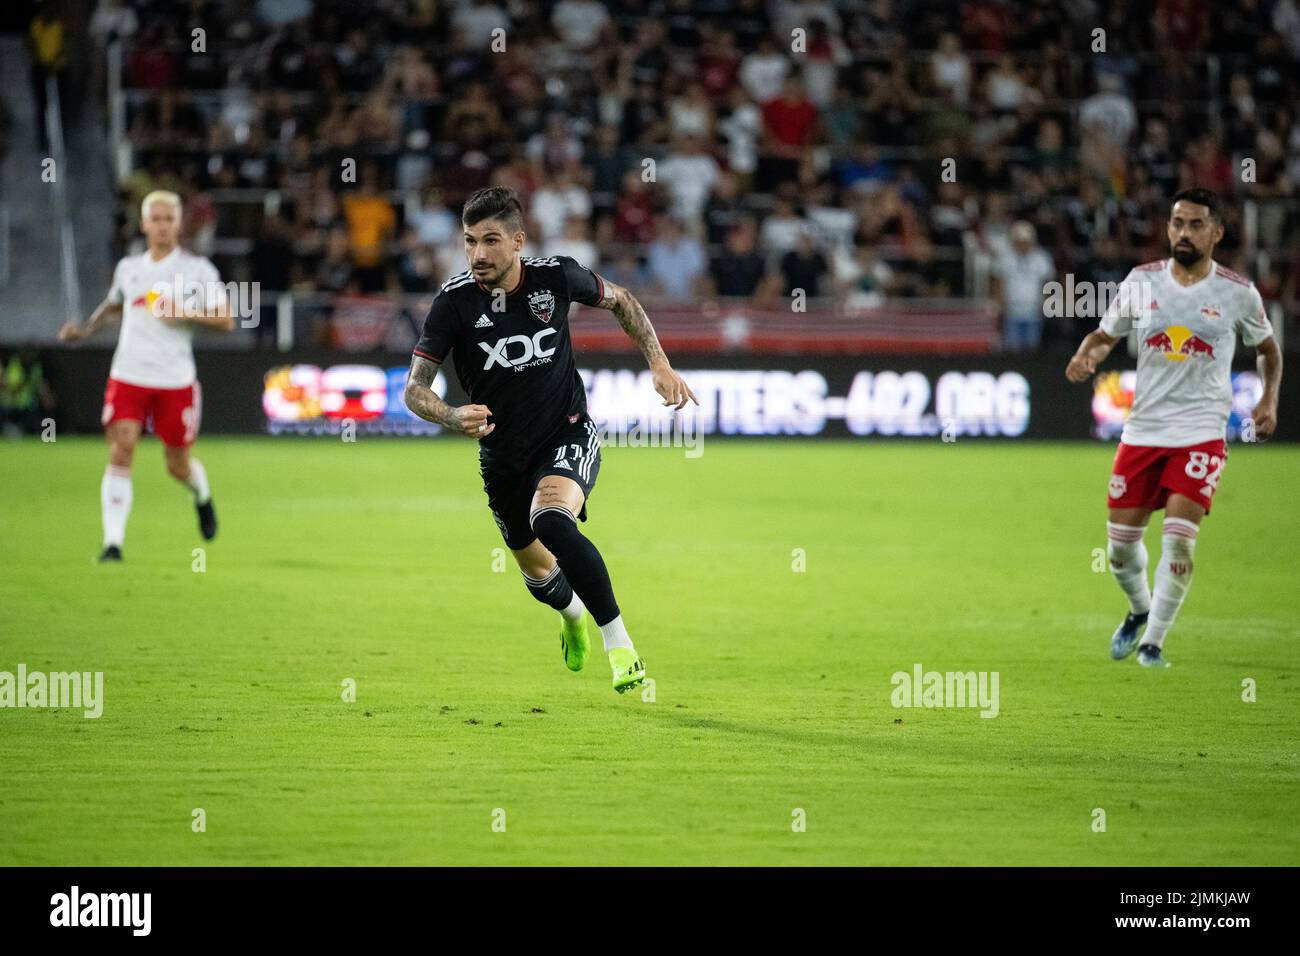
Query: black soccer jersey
[{"left": 413, "top": 255, "right": 605, "bottom": 467}]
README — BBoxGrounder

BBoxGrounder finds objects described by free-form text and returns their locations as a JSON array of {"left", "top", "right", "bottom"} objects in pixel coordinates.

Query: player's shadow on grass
[{"left": 621, "top": 705, "right": 870, "bottom": 751}]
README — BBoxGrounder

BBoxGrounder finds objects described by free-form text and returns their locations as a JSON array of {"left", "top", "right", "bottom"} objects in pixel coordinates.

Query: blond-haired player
[{"left": 59, "top": 190, "right": 233, "bottom": 561}]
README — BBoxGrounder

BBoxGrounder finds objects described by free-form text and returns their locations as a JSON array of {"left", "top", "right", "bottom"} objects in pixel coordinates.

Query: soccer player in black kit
[{"left": 404, "top": 187, "right": 697, "bottom": 693}]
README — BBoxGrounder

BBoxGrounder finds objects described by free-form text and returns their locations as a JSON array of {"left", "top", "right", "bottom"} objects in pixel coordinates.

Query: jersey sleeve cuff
[{"left": 412, "top": 349, "right": 442, "bottom": 364}]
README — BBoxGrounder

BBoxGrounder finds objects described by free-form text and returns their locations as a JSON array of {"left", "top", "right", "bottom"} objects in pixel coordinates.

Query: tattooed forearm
[
  {"left": 86, "top": 299, "right": 123, "bottom": 334},
  {"left": 602, "top": 283, "right": 667, "bottom": 367},
  {"left": 403, "top": 355, "right": 458, "bottom": 427}
]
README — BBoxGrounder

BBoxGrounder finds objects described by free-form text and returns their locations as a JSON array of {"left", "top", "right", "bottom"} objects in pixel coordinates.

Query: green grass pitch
[{"left": 2, "top": 436, "right": 1297, "bottom": 865}]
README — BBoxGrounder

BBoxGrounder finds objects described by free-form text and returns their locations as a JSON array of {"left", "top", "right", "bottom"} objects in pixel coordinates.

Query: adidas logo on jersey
[
  {"left": 475, "top": 314, "right": 494, "bottom": 328},
  {"left": 553, "top": 460, "right": 573, "bottom": 471}
]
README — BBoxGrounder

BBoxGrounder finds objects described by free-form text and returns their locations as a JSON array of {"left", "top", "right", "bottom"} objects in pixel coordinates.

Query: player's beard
[
  {"left": 474, "top": 260, "right": 503, "bottom": 284},
  {"left": 1171, "top": 242, "right": 1203, "bottom": 267}
]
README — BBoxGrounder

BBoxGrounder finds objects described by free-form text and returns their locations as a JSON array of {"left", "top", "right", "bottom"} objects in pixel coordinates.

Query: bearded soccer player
[
  {"left": 58, "top": 190, "right": 233, "bottom": 561},
  {"left": 1066, "top": 188, "right": 1283, "bottom": 667},
  {"left": 404, "top": 186, "right": 697, "bottom": 693}
]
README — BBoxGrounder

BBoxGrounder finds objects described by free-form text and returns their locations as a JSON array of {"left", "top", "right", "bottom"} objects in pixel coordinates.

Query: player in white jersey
[
  {"left": 1066, "top": 189, "right": 1283, "bottom": 667},
  {"left": 58, "top": 191, "right": 233, "bottom": 561}
]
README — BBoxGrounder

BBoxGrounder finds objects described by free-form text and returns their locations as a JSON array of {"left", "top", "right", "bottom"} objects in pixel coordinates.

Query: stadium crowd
[{"left": 93, "top": 0, "right": 1300, "bottom": 349}]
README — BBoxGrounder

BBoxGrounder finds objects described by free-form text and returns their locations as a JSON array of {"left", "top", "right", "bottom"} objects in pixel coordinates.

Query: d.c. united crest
[{"left": 527, "top": 289, "right": 556, "bottom": 324}]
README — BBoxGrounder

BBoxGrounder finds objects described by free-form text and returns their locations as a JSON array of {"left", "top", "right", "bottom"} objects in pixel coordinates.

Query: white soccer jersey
[
  {"left": 1100, "top": 258, "right": 1274, "bottom": 447},
  {"left": 106, "top": 247, "right": 224, "bottom": 389}
]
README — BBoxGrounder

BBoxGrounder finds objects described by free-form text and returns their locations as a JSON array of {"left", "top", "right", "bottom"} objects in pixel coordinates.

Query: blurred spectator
[
  {"left": 252, "top": 207, "right": 295, "bottom": 345},
  {"left": 802, "top": 19, "right": 851, "bottom": 108},
  {"left": 668, "top": 82, "right": 716, "bottom": 140},
  {"left": 839, "top": 244, "right": 895, "bottom": 309},
  {"left": 740, "top": 35, "right": 789, "bottom": 104},
  {"left": 397, "top": 226, "right": 439, "bottom": 293},
  {"left": 718, "top": 85, "right": 762, "bottom": 191},
  {"left": 646, "top": 217, "right": 707, "bottom": 302},
  {"left": 780, "top": 234, "right": 830, "bottom": 297},
  {"left": 1079, "top": 74, "right": 1136, "bottom": 184},
  {"left": 585, "top": 124, "right": 633, "bottom": 215},
  {"left": 839, "top": 142, "right": 892, "bottom": 197},
  {"left": 613, "top": 169, "right": 657, "bottom": 245},
  {"left": 451, "top": 0, "right": 510, "bottom": 51},
  {"left": 531, "top": 162, "right": 592, "bottom": 245},
  {"left": 806, "top": 179, "right": 858, "bottom": 252},
  {"left": 696, "top": 27, "right": 741, "bottom": 104},
  {"left": 658, "top": 135, "right": 721, "bottom": 230},
  {"left": 342, "top": 165, "right": 395, "bottom": 292},
  {"left": 993, "top": 221, "right": 1055, "bottom": 351},
  {"left": 930, "top": 32, "right": 971, "bottom": 105},
  {"left": 527, "top": 114, "right": 585, "bottom": 175},
  {"left": 551, "top": 0, "right": 611, "bottom": 52},
  {"left": 985, "top": 55, "right": 1028, "bottom": 114},
  {"left": 759, "top": 196, "right": 811, "bottom": 259},
  {"left": 702, "top": 172, "right": 746, "bottom": 247},
  {"left": 600, "top": 252, "right": 651, "bottom": 295},
  {"left": 316, "top": 227, "right": 355, "bottom": 293},
  {"left": 547, "top": 217, "right": 600, "bottom": 268},
  {"left": 710, "top": 218, "right": 771, "bottom": 299},
  {"left": 407, "top": 185, "right": 457, "bottom": 248},
  {"left": 759, "top": 74, "right": 819, "bottom": 189},
  {"left": 620, "top": 81, "right": 669, "bottom": 147}
]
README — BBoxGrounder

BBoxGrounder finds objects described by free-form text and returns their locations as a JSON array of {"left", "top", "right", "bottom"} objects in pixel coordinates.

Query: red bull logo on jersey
[{"left": 1144, "top": 325, "right": 1215, "bottom": 362}]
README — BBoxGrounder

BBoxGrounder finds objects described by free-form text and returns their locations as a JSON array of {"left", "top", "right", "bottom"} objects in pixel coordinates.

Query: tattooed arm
[
  {"left": 403, "top": 354, "right": 495, "bottom": 438},
  {"left": 57, "top": 298, "right": 122, "bottom": 342},
  {"left": 596, "top": 280, "right": 698, "bottom": 409}
]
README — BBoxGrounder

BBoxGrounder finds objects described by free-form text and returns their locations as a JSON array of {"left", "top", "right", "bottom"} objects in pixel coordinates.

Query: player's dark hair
[
  {"left": 462, "top": 186, "right": 524, "bottom": 234},
  {"left": 1170, "top": 187, "right": 1222, "bottom": 223}
]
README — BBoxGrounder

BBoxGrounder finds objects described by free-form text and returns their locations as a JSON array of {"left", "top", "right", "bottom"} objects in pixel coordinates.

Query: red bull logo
[
  {"left": 1144, "top": 324, "right": 1215, "bottom": 362},
  {"left": 130, "top": 290, "right": 164, "bottom": 311}
]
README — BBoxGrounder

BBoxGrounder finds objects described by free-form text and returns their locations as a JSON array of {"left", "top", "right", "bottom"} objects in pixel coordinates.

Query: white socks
[
  {"left": 598, "top": 614, "right": 634, "bottom": 652},
  {"left": 101, "top": 457, "right": 210, "bottom": 550},
  {"left": 1143, "top": 518, "right": 1199, "bottom": 649},
  {"left": 101, "top": 465, "right": 133, "bottom": 548},
  {"left": 184, "top": 458, "right": 211, "bottom": 504},
  {"left": 560, "top": 592, "right": 585, "bottom": 624},
  {"left": 1106, "top": 522, "right": 1151, "bottom": 615}
]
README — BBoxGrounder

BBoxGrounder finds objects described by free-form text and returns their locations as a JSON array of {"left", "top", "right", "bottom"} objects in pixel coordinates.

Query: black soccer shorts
[{"left": 479, "top": 414, "right": 603, "bottom": 550}]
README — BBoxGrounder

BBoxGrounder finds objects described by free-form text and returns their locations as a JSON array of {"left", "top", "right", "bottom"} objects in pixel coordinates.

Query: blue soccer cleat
[
  {"left": 1110, "top": 610, "right": 1148, "bottom": 660},
  {"left": 1136, "top": 643, "right": 1171, "bottom": 668}
]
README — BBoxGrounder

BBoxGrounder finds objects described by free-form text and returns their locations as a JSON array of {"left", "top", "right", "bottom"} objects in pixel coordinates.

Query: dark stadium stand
[{"left": 9, "top": 0, "right": 1300, "bottom": 352}]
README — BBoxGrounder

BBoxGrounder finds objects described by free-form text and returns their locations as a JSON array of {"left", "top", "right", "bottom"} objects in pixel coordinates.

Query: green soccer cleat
[
  {"left": 609, "top": 647, "right": 646, "bottom": 694},
  {"left": 560, "top": 614, "right": 589, "bottom": 672}
]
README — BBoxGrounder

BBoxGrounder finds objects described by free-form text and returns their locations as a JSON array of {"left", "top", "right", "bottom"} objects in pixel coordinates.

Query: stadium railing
[{"left": 199, "top": 290, "right": 1000, "bottom": 355}]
